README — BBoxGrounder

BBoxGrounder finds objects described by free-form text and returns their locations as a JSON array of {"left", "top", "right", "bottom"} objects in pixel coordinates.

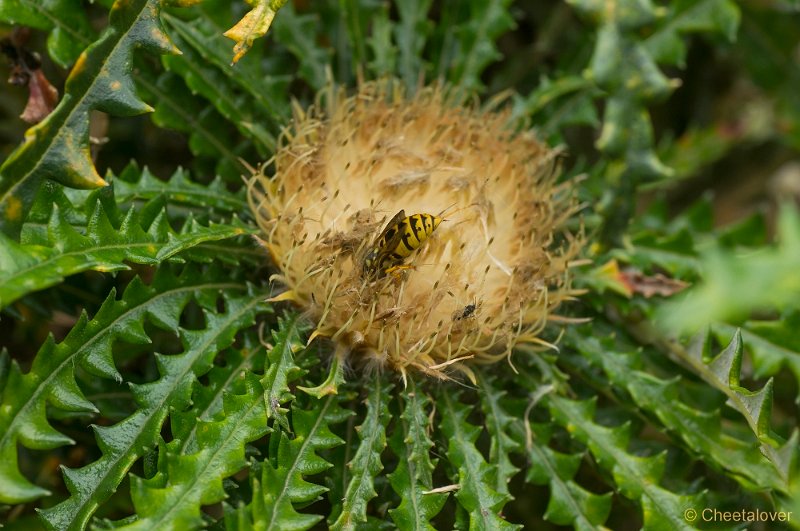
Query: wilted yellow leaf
[{"left": 223, "top": 0, "right": 287, "bottom": 65}]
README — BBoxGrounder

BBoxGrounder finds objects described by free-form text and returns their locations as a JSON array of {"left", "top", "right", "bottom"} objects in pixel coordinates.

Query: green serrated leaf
[
  {"left": 329, "top": 375, "right": 391, "bottom": 530},
  {"left": 120, "top": 372, "right": 270, "bottom": 531},
  {"left": 230, "top": 394, "right": 351, "bottom": 531},
  {"left": 0, "top": 0, "right": 179, "bottom": 237},
  {"left": 172, "top": 334, "right": 266, "bottom": 455},
  {"left": 440, "top": 391, "right": 520, "bottom": 530},
  {"left": 135, "top": 69, "right": 250, "bottom": 181},
  {"left": 271, "top": 3, "right": 332, "bottom": 91},
  {"left": 570, "top": 332, "right": 786, "bottom": 494},
  {"left": 0, "top": 265, "right": 244, "bottom": 505},
  {"left": 337, "top": 0, "right": 383, "bottom": 82},
  {"left": 438, "top": 0, "right": 515, "bottom": 91},
  {"left": 394, "top": 0, "right": 433, "bottom": 87},
  {"left": 37, "top": 288, "right": 270, "bottom": 530},
  {"left": 513, "top": 75, "right": 600, "bottom": 140},
  {"left": 713, "top": 314, "right": 800, "bottom": 389},
  {"left": 619, "top": 327, "right": 800, "bottom": 493},
  {"left": 261, "top": 313, "right": 306, "bottom": 431},
  {"left": 0, "top": 180, "right": 251, "bottom": 308},
  {"left": 645, "top": 0, "right": 740, "bottom": 67},
  {"left": 567, "top": 0, "right": 679, "bottom": 181},
  {"left": 388, "top": 378, "right": 447, "bottom": 530},
  {"left": 112, "top": 163, "right": 249, "bottom": 217},
  {"left": 366, "top": 4, "right": 397, "bottom": 79},
  {"left": 162, "top": 13, "right": 287, "bottom": 153},
  {"left": 519, "top": 421, "right": 612, "bottom": 530},
  {"left": 476, "top": 371, "right": 521, "bottom": 498},
  {"left": 549, "top": 394, "right": 701, "bottom": 531},
  {"left": 167, "top": 6, "right": 291, "bottom": 122}
]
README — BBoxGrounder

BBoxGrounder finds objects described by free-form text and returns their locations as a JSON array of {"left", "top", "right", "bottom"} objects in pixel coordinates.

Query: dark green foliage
[
  {"left": 571, "top": 332, "right": 785, "bottom": 493},
  {"left": 388, "top": 380, "right": 447, "bottom": 530},
  {"left": 548, "top": 395, "right": 701, "bottom": 531},
  {"left": 0, "top": 178, "right": 251, "bottom": 308},
  {"left": 122, "top": 372, "right": 271, "bottom": 530},
  {"left": 230, "top": 394, "right": 351, "bottom": 530},
  {"left": 1, "top": 1, "right": 799, "bottom": 530},
  {"left": 440, "top": 392, "right": 519, "bottom": 530},
  {"left": 0, "top": 0, "right": 93, "bottom": 68},
  {"left": 521, "top": 421, "right": 612, "bottom": 529},
  {"left": 329, "top": 375, "right": 391, "bottom": 530},
  {"left": 112, "top": 163, "right": 249, "bottom": 217},
  {"left": 37, "top": 282, "right": 270, "bottom": 530},
  {"left": 0, "top": 0, "right": 178, "bottom": 237}
]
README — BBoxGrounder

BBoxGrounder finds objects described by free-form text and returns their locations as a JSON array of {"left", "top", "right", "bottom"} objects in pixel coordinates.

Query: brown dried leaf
[
  {"left": 619, "top": 267, "right": 689, "bottom": 298},
  {"left": 1, "top": 28, "right": 60, "bottom": 124},
  {"left": 20, "top": 69, "right": 59, "bottom": 124}
]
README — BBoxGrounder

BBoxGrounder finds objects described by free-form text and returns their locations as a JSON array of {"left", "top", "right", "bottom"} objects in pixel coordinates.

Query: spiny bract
[{"left": 248, "top": 79, "right": 585, "bottom": 381}]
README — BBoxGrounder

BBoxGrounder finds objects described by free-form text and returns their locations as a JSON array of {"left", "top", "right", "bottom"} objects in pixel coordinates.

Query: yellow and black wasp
[{"left": 362, "top": 209, "right": 443, "bottom": 278}]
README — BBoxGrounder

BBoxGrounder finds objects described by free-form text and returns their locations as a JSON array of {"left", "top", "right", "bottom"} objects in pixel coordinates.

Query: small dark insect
[{"left": 454, "top": 302, "right": 478, "bottom": 321}]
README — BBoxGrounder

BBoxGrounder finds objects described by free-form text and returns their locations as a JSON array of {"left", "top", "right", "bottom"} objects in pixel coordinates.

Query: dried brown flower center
[{"left": 249, "top": 81, "right": 583, "bottom": 380}]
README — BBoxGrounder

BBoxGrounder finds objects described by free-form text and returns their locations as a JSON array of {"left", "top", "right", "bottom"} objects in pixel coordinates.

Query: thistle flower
[{"left": 248, "top": 80, "right": 584, "bottom": 382}]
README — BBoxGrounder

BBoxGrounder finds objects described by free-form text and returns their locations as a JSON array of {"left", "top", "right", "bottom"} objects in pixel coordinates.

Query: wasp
[{"left": 363, "top": 209, "right": 443, "bottom": 278}]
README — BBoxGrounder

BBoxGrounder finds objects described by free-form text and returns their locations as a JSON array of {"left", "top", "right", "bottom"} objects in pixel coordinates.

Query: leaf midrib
[
  {"left": 19, "top": 0, "right": 93, "bottom": 45},
  {"left": 337, "top": 379, "right": 384, "bottom": 524},
  {"left": 525, "top": 434, "right": 597, "bottom": 529},
  {"left": 176, "top": 351, "right": 257, "bottom": 455},
  {"left": 143, "top": 391, "right": 265, "bottom": 529},
  {"left": 0, "top": 0, "right": 151, "bottom": 206},
  {"left": 266, "top": 396, "right": 334, "bottom": 531},
  {"left": 0, "top": 281, "right": 244, "bottom": 463},
  {"left": 65, "top": 293, "right": 265, "bottom": 529},
  {"left": 550, "top": 396, "right": 691, "bottom": 530},
  {"left": 441, "top": 393, "right": 495, "bottom": 530}
]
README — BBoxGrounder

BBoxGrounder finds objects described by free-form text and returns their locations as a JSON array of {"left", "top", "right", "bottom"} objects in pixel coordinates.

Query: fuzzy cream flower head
[{"left": 249, "top": 79, "right": 584, "bottom": 382}]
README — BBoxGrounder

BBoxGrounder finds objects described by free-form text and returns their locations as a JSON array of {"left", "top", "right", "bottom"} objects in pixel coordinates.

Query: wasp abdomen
[
  {"left": 362, "top": 211, "right": 443, "bottom": 278},
  {"left": 390, "top": 214, "right": 442, "bottom": 259}
]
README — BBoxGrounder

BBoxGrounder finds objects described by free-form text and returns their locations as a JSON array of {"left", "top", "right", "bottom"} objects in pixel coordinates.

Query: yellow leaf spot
[
  {"left": 95, "top": 265, "right": 125, "bottom": 273},
  {"left": 67, "top": 51, "right": 89, "bottom": 83},
  {"left": 151, "top": 26, "right": 180, "bottom": 55},
  {"left": 4, "top": 195, "right": 22, "bottom": 222}
]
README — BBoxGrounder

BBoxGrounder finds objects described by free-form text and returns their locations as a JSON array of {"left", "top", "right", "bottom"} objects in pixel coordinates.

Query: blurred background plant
[{"left": 1, "top": 0, "right": 799, "bottom": 529}]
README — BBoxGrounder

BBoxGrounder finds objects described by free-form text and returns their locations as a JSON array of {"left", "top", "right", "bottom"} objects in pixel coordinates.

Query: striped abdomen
[
  {"left": 363, "top": 211, "right": 443, "bottom": 277},
  {"left": 384, "top": 213, "right": 442, "bottom": 261}
]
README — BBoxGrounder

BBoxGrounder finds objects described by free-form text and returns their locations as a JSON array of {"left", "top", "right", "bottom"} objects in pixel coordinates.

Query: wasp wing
[
  {"left": 372, "top": 209, "right": 406, "bottom": 248},
  {"left": 362, "top": 209, "right": 406, "bottom": 275},
  {"left": 373, "top": 210, "right": 408, "bottom": 263}
]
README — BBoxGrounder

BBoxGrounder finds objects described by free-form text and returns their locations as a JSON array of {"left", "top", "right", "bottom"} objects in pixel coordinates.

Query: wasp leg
[{"left": 384, "top": 264, "right": 416, "bottom": 279}]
